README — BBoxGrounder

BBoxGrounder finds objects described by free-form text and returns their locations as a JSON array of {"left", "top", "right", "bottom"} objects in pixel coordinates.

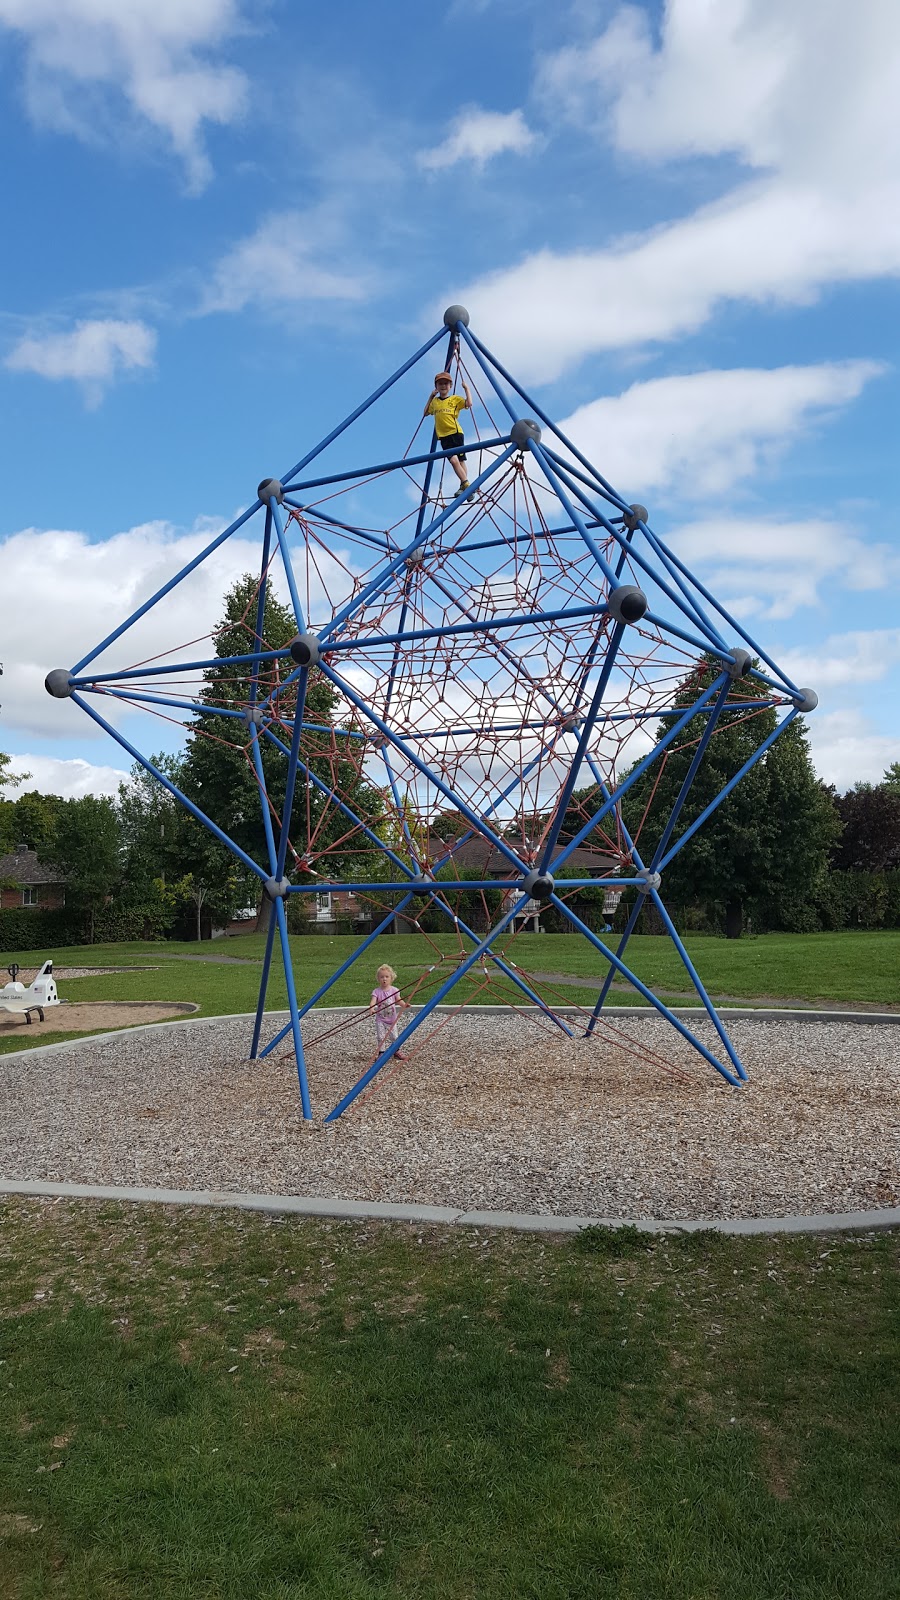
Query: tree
[
  {"left": 882, "top": 761, "right": 900, "bottom": 792},
  {"left": 178, "top": 574, "right": 384, "bottom": 930},
  {"left": 40, "top": 795, "right": 120, "bottom": 942},
  {"left": 617, "top": 658, "right": 839, "bottom": 937},
  {"left": 0, "top": 752, "right": 28, "bottom": 792},
  {"left": 832, "top": 783, "right": 900, "bottom": 873}
]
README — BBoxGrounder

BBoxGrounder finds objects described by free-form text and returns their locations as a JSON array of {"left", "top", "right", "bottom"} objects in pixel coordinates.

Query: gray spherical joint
[
  {"left": 408, "top": 878, "right": 436, "bottom": 898},
  {"left": 726, "top": 648, "right": 753, "bottom": 680},
  {"left": 263, "top": 875, "right": 291, "bottom": 901},
  {"left": 289, "top": 633, "right": 321, "bottom": 667},
  {"left": 793, "top": 687, "right": 818, "bottom": 714},
  {"left": 607, "top": 585, "right": 648, "bottom": 626},
  {"left": 45, "top": 669, "right": 73, "bottom": 699},
  {"left": 510, "top": 417, "right": 542, "bottom": 448},
  {"left": 405, "top": 546, "right": 425, "bottom": 570},
  {"left": 443, "top": 304, "right": 470, "bottom": 329},
  {"left": 523, "top": 869, "right": 555, "bottom": 903},
  {"left": 242, "top": 705, "right": 265, "bottom": 728},
  {"left": 622, "top": 503, "right": 649, "bottom": 533},
  {"left": 257, "top": 478, "right": 284, "bottom": 505},
  {"left": 637, "top": 868, "right": 662, "bottom": 892}
]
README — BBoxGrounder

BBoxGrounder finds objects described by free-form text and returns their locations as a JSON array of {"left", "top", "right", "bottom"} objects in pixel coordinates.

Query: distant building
[
  {"left": 426, "top": 835, "right": 619, "bottom": 932},
  {"left": 0, "top": 845, "right": 67, "bottom": 911}
]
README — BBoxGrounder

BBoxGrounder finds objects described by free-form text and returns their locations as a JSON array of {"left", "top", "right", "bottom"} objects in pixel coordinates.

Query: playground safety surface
[{"left": 1, "top": 1011, "right": 897, "bottom": 1222}]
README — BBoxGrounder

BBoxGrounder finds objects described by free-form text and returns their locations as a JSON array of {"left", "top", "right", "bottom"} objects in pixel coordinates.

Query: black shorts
[{"left": 439, "top": 432, "right": 466, "bottom": 460}]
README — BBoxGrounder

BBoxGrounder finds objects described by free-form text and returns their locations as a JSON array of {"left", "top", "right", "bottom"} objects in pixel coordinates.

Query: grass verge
[
  {"left": 0, "top": 1200, "right": 897, "bottom": 1598},
  {"left": 3, "top": 930, "right": 900, "bottom": 1056}
]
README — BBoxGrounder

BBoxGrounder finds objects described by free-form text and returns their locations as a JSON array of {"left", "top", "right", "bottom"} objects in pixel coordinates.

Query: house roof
[
  {"left": 426, "top": 834, "right": 618, "bottom": 877},
  {"left": 0, "top": 848, "right": 67, "bottom": 886}
]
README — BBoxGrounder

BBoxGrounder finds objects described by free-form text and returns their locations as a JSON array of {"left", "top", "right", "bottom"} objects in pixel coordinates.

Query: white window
[
  {"left": 22, "top": 887, "right": 38, "bottom": 907},
  {"left": 315, "top": 892, "right": 333, "bottom": 919}
]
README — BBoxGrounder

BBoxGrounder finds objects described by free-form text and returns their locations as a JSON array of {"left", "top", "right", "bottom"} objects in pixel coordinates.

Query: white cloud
[
  {"left": 558, "top": 360, "right": 882, "bottom": 499},
  {"left": 4, "top": 753, "right": 130, "bottom": 799},
  {"left": 5, "top": 319, "right": 156, "bottom": 402},
  {"left": 807, "top": 709, "right": 900, "bottom": 791},
  {"left": 0, "top": 0, "right": 248, "bottom": 191},
  {"left": 778, "top": 630, "right": 900, "bottom": 690},
  {"left": 202, "top": 212, "right": 369, "bottom": 314},
  {"left": 0, "top": 517, "right": 360, "bottom": 744},
  {"left": 418, "top": 107, "right": 537, "bottom": 171},
  {"left": 453, "top": 1, "right": 900, "bottom": 380},
  {"left": 665, "top": 518, "right": 899, "bottom": 621}
]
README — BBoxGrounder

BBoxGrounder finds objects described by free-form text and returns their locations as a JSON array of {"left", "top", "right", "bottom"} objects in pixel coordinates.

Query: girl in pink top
[{"left": 370, "top": 963, "right": 409, "bottom": 1057}]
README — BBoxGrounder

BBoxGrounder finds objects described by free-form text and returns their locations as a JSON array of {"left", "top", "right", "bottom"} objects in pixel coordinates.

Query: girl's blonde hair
[{"left": 375, "top": 964, "right": 397, "bottom": 987}]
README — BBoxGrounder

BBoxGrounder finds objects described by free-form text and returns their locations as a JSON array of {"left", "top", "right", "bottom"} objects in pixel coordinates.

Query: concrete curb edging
[
  {"left": 1, "top": 1178, "right": 897, "bottom": 1237},
  {"left": 3, "top": 1002, "right": 900, "bottom": 1065}
]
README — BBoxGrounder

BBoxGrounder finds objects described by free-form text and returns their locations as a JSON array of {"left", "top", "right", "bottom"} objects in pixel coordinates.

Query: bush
[{"left": 0, "top": 907, "right": 85, "bottom": 955}]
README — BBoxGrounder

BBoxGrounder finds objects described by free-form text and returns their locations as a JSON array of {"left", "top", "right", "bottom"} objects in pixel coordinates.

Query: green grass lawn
[
  {"left": 3, "top": 929, "right": 900, "bottom": 1055},
  {"left": 0, "top": 1200, "right": 896, "bottom": 1599}
]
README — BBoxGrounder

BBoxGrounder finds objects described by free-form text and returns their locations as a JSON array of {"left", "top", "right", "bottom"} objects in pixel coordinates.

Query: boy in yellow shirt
[{"left": 423, "top": 371, "right": 473, "bottom": 494}]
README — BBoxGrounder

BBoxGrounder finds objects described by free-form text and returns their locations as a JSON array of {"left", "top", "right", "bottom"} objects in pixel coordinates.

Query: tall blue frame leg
[{"left": 324, "top": 894, "right": 529, "bottom": 1121}]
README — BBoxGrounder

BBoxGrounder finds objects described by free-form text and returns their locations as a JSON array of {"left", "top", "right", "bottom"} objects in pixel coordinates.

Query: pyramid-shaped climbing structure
[{"left": 45, "top": 306, "right": 817, "bottom": 1120}]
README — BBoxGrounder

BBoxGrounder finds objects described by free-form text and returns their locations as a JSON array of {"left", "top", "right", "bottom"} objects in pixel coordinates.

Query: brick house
[
  {"left": 425, "top": 835, "right": 621, "bottom": 932},
  {"left": 0, "top": 845, "right": 67, "bottom": 910}
]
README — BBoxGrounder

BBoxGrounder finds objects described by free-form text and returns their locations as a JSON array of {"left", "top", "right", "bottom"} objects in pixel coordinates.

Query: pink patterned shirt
[{"left": 371, "top": 985, "right": 400, "bottom": 1023}]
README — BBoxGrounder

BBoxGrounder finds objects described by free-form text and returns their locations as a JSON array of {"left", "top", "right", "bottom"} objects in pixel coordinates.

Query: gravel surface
[{"left": 2, "top": 1011, "right": 898, "bottom": 1220}]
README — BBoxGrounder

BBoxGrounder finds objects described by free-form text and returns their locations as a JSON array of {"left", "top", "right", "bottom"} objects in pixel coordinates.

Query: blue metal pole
[
  {"left": 647, "top": 886, "right": 748, "bottom": 1081},
  {"left": 274, "top": 894, "right": 312, "bottom": 1118},
  {"left": 76, "top": 687, "right": 252, "bottom": 720},
  {"left": 260, "top": 726, "right": 422, "bottom": 881},
  {"left": 273, "top": 668, "right": 309, "bottom": 882},
  {"left": 540, "top": 621, "right": 627, "bottom": 868},
  {"left": 577, "top": 753, "right": 747, "bottom": 1079},
  {"left": 250, "top": 912, "right": 279, "bottom": 1059},
  {"left": 70, "top": 501, "right": 264, "bottom": 675},
  {"left": 324, "top": 892, "right": 530, "bottom": 1121},
  {"left": 552, "top": 895, "right": 742, "bottom": 1085},
  {"left": 245, "top": 709, "right": 282, "bottom": 1058},
  {"left": 270, "top": 500, "right": 307, "bottom": 634},
  {"left": 455, "top": 323, "right": 520, "bottom": 424},
  {"left": 285, "top": 877, "right": 609, "bottom": 893},
  {"left": 70, "top": 647, "right": 287, "bottom": 689},
  {"left": 551, "top": 676, "right": 725, "bottom": 869},
  {"left": 656, "top": 708, "right": 800, "bottom": 872},
  {"left": 279, "top": 328, "right": 446, "bottom": 485},
  {"left": 318, "top": 599, "right": 609, "bottom": 653},
  {"left": 319, "top": 662, "right": 529, "bottom": 876},
  {"left": 249, "top": 508, "right": 275, "bottom": 707},
  {"left": 286, "top": 435, "right": 511, "bottom": 494},
  {"left": 542, "top": 451, "right": 730, "bottom": 653},
  {"left": 259, "top": 893, "right": 418, "bottom": 1056},
  {"left": 462, "top": 326, "right": 631, "bottom": 512},
  {"left": 318, "top": 444, "right": 518, "bottom": 644},
  {"left": 71, "top": 692, "right": 267, "bottom": 882},
  {"left": 585, "top": 673, "right": 731, "bottom": 1022},
  {"left": 638, "top": 530, "right": 804, "bottom": 698},
  {"left": 528, "top": 442, "right": 622, "bottom": 589}
]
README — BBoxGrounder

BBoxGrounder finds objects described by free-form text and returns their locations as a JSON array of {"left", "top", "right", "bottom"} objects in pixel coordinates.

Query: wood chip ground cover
[{"left": 2, "top": 1013, "right": 898, "bottom": 1219}]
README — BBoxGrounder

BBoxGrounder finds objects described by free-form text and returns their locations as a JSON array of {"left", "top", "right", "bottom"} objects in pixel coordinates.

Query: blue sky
[{"left": 1, "top": 0, "right": 898, "bottom": 798}]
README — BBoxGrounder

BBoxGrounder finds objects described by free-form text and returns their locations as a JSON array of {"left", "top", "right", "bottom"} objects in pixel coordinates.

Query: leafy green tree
[
  {"left": 178, "top": 574, "right": 384, "bottom": 929},
  {"left": 615, "top": 658, "right": 839, "bottom": 937},
  {"left": 40, "top": 795, "right": 120, "bottom": 942},
  {"left": 882, "top": 761, "right": 900, "bottom": 792},
  {"left": 0, "top": 788, "right": 64, "bottom": 855},
  {"left": 0, "top": 752, "right": 28, "bottom": 791},
  {"left": 833, "top": 783, "right": 900, "bottom": 872}
]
